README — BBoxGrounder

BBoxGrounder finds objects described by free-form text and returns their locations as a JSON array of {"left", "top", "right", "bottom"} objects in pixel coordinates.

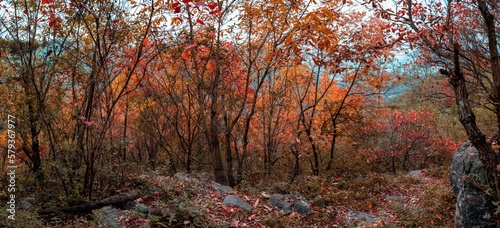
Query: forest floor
[
  {"left": 192, "top": 168, "right": 456, "bottom": 227},
  {"left": 6, "top": 167, "right": 455, "bottom": 227}
]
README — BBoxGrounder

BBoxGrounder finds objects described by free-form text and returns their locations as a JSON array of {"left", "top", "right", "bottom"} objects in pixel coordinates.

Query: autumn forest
[{"left": 1, "top": 0, "right": 499, "bottom": 226}]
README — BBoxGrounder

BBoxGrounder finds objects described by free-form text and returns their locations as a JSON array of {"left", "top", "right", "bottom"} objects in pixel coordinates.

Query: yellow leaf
[
  {"left": 321, "top": 8, "right": 336, "bottom": 20},
  {"left": 253, "top": 199, "right": 260, "bottom": 208}
]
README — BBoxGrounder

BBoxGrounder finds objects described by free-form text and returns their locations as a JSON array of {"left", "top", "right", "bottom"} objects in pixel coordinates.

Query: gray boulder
[
  {"left": 223, "top": 195, "right": 252, "bottom": 212},
  {"left": 269, "top": 194, "right": 293, "bottom": 214},
  {"left": 18, "top": 197, "right": 35, "bottom": 210},
  {"left": 287, "top": 194, "right": 311, "bottom": 215},
  {"left": 98, "top": 206, "right": 125, "bottom": 228},
  {"left": 385, "top": 195, "right": 403, "bottom": 202},
  {"left": 345, "top": 211, "right": 378, "bottom": 223},
  {"left": 450, "top": 142, "right": 495, "bottom": 227},
  {"left": 124, "top": 200, "right": 151, "bottom": 218},
  {"left": 409, "top": 170, "right": 422, "bottom": 177},
  {"left": 268, "top": 193, "right": 311, "bottom": 215},
  {"left": 173, "top": 172, "right": 233, "bottom": 194},
  {"left": 211, "top": 181, "right": 233, "bottom": 194}
]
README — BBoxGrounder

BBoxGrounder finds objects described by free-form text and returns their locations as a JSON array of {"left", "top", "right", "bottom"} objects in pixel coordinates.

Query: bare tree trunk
[
  {"left": 326, "top": 124, "right": 338, "bottom": 171},
  {"left": 224, "top": 132, "right": 236, "bottom": 187},
  {"left": 442, "top": 44, "right": 498, "bottom": 197},
  {"left": 290, "top": 145, "right": 300, "bottom": 185},
  {"left": 477, "top": 0, "right": 500, "bottom": 140},
  {"left": 304, "top": 127, "right": 320, "bottom": 176},
  {"left": 39, "top": 191, "right": 139, "bottom": 215},
  {"left": 224, "top": 115, "right": 236, "bottom": 187},
  {"left": 122, "top": 95, "right": 129, "bottom": 162},
  {"left": 210, "top": 108, "right": 227, "bottom": 185},
  {"left": 27, "top": 101, "right": 43, "bottom": 184}
]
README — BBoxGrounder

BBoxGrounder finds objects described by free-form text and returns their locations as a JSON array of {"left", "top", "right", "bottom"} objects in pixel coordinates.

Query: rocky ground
[{"left": 6, "top": 168, "right": 455, "bottom": 227}]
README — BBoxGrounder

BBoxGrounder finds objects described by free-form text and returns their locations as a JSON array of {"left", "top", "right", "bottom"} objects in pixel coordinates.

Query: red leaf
[
  {"left": 208, "top": 2, "right": 217, "bottom": 10},
  {"left": 174, "top": 6, "right": 181, "bottom": 13},
  {"left": 23, "top": 9, "right": 28, "bottom": 14},
  {"left": 48, "top": 13, "right": 60, "bottom": 27},
  {"left": 196, "top": 19, "right": 204, "bottom": 25},
  {"left": 181, "top": 51, "right": 190, "bottom": 60},
  {"left": 41, "top": 0, "right": 54, "bottom": 4},
  {"left": 49, "top": 19, "right": 57, "bottom": 27},
  {"left": 182, "top": 0, "right": 192, "bottom": 3},
  {"left": 172, "top": 2, "right": 180, "bottom": 9},
  {"left": 209, "top": 9, "right": 221, "bottom": 15}
]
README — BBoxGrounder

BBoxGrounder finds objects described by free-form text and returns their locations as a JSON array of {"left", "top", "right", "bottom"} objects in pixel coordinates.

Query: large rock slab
[
  {"left": 450, "top": 142, "right": 495, "bottom": 227},
  {"left": 223, "top": 195, "right": 252, "bottom": 212}
]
